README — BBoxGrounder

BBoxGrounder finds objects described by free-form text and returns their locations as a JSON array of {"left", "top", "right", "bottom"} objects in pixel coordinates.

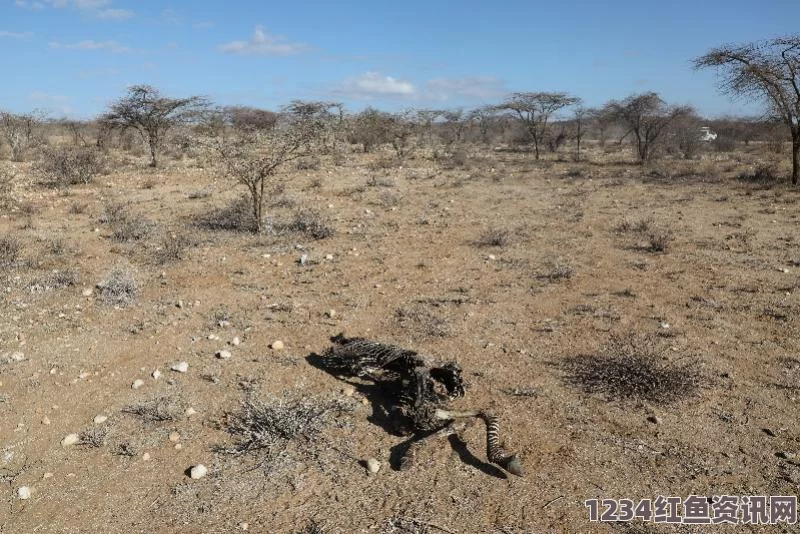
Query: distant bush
[
  {"left": 101, "top": 203, "right": 152, "bottom": 242},
  {"left": 35, "top": 146, "right": 106, "bottom": 187},
  {"left": 0, "top": 235, "right": 22, "bottom": 268},
  {"left": 198, "top": 195, "right": 256, "bottom": 233}
]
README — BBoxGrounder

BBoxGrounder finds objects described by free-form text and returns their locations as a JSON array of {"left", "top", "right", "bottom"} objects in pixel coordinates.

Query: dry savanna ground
[{"left": 1, "top": 141, "right": 799, "bottom": 533}]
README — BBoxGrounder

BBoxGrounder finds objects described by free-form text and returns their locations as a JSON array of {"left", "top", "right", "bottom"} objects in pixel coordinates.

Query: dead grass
[
  {"left": 287, "top": 209, "right": 336, "bottom": 240},
  {"left": 122, "top": 394, "right": 186, "bottom": 423},
  {"left": 0, "top": 235, "right": 22, "bottom": 268},
  {"left": 97, "top": 263, "right": 140, "bottom": 307},
  {"left": 560, "top": 333, "right": 700, "bottom": 404},
  {"left": 78, "top": 426, "right": 109, "bottom": 448},
  {"left": 474, "top": 227, "right": 510, "bottom": 247},
  {"left": 219, "top": 395, "right": 353, "bottom": 467}
]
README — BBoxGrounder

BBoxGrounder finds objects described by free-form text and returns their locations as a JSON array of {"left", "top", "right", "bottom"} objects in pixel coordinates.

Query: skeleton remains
[{"left": 314, "top": 333, "right": 523, "bottom": 477}]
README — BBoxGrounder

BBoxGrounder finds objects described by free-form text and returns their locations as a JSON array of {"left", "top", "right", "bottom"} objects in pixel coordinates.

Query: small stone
[
  {"left": 207, "top": 334, "right": 220, "bottom": 341},
  {"left": 190, "top": 464, "right": 207, "bottom": 479},
  {"left": 61, "top": 433, "right": 80, "bottom": 446},
  {"left": 50, "top": 367, "right": 57, "bottom": 375},
  {"left": 152, "top": 369, "right": 162, "bottom": 380},
  {"left": 171, "top": 361, "right": 189, "bottom": 373},
  {"left": 231, "top": 337, "right": 241, "bottom": 346},
  {"left": 185, "top": 407, "right": 197, "bottom": 417},
  {"left": 41, "top": 416, "right": 51, "bottom": 425},
  {"left": 361, "top": 398, "right": 369, "bottom": 405},
  {"left": 169, "top": 431, "right": 181, "bottom": 442},
  {"left": 82, "top": 288, "right": 93, "bottom": 297},
  {"left": 174, "top": 443, "right": 182, "bottom": 450},
  {"left": 239, "top": 522, "right": 249, "bottom": 531},
  {"left": 646, "top": 415, "right": 662, "bottom": 425},
  {"left": 325, "top": 254, "right": 334, "bottom": 261},
  {"left": 365, "top": 458, "right": 381, "bottom": 474},
  {"left": 78, "top": 372, "right": 90, "bottom": 379},
  {"left": 132, "top": 379, "right": 145, "bottom": 389},
  {"left": 17, "top": 486, "right": 31, "bottom": 500},
  {"left": 216, "top": 350, "right": 232, "bottom": 360},
  {"left": 142, "top": 452, "right": 151, "bottom": 461},
  {"left": 487, "top": 254, "right": 496, "bottom": 261},
  {"left": 299, "top": 254, "right": 309, "bottom": 265},
  {"left": 218, "top": 320, "right": 231, "bottom": 328},
  {"left": 659, "top": 322, "right": 670, "bottom": 329},
  {"left": 93, "top": 415, "right": 107, "bottom": 424},
  {"left": 270, "top": 340, "right": 284, "bottom": 351},
  {"left": 325, "top": 309, "right": 337, "bottom": 319},
  {"left": 342, "top": 386, "right": 355, "bottom": 397},
  {"left": 43, "top": 473, "right": 53, "bottom": 479}
]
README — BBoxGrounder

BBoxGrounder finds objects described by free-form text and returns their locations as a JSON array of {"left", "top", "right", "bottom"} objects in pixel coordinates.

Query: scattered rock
[
  {"left": 41, "top": 416, "right": 51, "bottom": 425},
  {"left": 208, "top": 334, "right": 220, "bottom": 341},
  {"left": 152, "top": 369, "right": 162, "bottom": 380},
  {"left": 231, "top": 336, "right": 241, "bottom": 346},
  {"left": 659, "top": 322, "right": 670, "bottom": 329},
  {"left": 185, "top": 407, "right": 197, "bottom": 417},
  {"left": 239, "top": 522, "right": 249, "bottom": 531},
  {"left": 142, "top": 452, "right": 151, "bottom": 461},
  {"left": 132, "top": 379, "right": 145, "bottom": 390},
  {"left": 190, "top": 464, "right": 207, "bottom": 479},
  {"left": 169, "top": 431, "right": 181, "bottom": 443},
  {"left": 42, "top": 473, "right": 53, "bottom": 479},
  {"left": 171, "top": 361, "right": 189, "bottom": 373},
  {"left": 218, "top": 320, "right": 231, "bottom": 328},
  {"left": 174, "top": 443, "right": 182, "bottom": 450},
  {"left": 487, "top": 254, "right": 496, "bottom": 261},
  {"left": 17, "top": 486, "right": 31, "bottom": 500},
  {"left": 342, "top": 386, "right": 355, "bottom": 397},
  {"left": 365, "top": 458, "right": 381, "bottom": 474},
  {"left": 325, "top": 254, "right": 334, "bottom": 261},
  {"left": 325, "top": 309, "right": 337, "bottom": 319},
  {"left": 270, "top": 340, "right": 284, "bottom": 351},
  {"left": 216, "top": 350, "right": 232, "bottom": 360},
  {"left": 93, "top": 415, "right": 108, "bottom": 424},
  {"left": 81, "top": 288, "right": 93, "bottom": 297},
  {"left": 8, "top": 352, "right": 25, "bottom": 362},
  {"left": 61, "top": 433, "right": 80, "bottom": 446}
]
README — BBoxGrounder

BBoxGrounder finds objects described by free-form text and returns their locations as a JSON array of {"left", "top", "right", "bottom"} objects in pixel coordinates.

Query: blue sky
[{"left": 1, "top": 0, "right": 798, "bottom": 119}]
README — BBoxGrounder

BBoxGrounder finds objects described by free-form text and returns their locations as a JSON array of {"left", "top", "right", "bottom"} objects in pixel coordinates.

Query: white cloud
[
  {"left": 219, "top": 26, "right": 308, "bottom": 55},
  {"left": 14, "top": 1, "right": 45, "bottom": 9},
  {"left": 338, "top": 71, "right": 417, "bottom": 98},
  {"left": 49, "top": 39, "right": 131, "bottom": 53},
  {"left": 74, "top": 0, "right": 110, "bottom": 7},
  {"left": 424, "top": 76, "right": 507, "bottom": 101},
  {"left": 0, "top": 31, "right": 33, "bottom": 39},
  {"left": 28, "top": 91, "right": 73, "bottom": 115},
  {"left": 96, "top": 8, "right": 133, "bottom": 20}
]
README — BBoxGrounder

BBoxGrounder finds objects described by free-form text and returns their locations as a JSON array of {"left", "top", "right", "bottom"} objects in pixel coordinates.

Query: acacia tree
[
  {"left": 496, "top": 92, "right": 581, "bottom": 159},
  {"left": 100, "top": 85, "right": 207, "bottom": 167},
  {"left": 606, "top": 92, "right": 693, "bottom": 162},
  {"left": 694, "top": 35, "right": 800, "bottom": 184},
  {"left": 210, "top": 104, "right": 327, "bottom": 233}
]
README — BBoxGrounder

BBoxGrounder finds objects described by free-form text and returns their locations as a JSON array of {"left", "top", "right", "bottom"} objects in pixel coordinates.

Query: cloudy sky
[{"left": 1, "top": 0, "right": 797, "bottom": 118}]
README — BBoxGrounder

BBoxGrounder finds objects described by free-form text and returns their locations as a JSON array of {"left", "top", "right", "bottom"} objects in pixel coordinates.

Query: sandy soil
[{"left": 1, "top": 145, "right": 799, "bottom": 533}]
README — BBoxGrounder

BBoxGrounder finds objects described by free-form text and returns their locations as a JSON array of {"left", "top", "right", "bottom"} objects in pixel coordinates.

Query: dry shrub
[
  {"left": 474, "top": 228, "right": 510, "bottom": 247},
  {"left": 0, "top": 235, "right": 22, "bottom": 268},
  {"left": 288, "top": 209, "right": 335, "bottom": 240},
  {"left": 561, "top": 333, "right": 700, "bottom": 404},
  {"left": 35, "top": 146, "right": 106, "bottom": 187},
  {"left": 123, "top": 394, "right": 186, "bottom": 422},
  {"left": 97, "top": 263, "right": 140, "bottom": 307},
  {"left": 101, "top": 203, "right": 152, "bottom": 242},
  {"left": 198, "top": 195, "right": 255, "bottom": 233},
  {"left": 219, "top": 395, "right": 353, "bottom": 471}
]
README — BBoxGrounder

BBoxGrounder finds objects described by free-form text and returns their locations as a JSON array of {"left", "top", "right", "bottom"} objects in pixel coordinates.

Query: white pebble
[
  {"left": 152, "top": 369, "right": 162, "bottom": 380},
  {"left": 239, "top": 522, "right": 249, "bottom": 530},
  {"left": 132, "top": 379, "right": 145, "bottom": 390},
  {"left": 93, "top": 415, "right": 107, "bottom": 424},
  {"left": 171, "top": 361, "right": 189, "bottom": 373},
  {"left": 42, "top": 473, "right": 53, "bottom": 479},
  {"left": 142, "top": 452, "right": 151, "bottom": 461},
  {"left": 81, "top": 288, "right": 93, "bottom": 297},
  {"left": 207, "top": 334, "right": 219, "bottom": 341},
  {"left": 190, "top": 464, "right": 207, "bottom": 479},
  {"left": 326, "top": 309, "right": 337, "bottom": 319},
  {"left": 365, "top": 458, "right": 381, "bottom": 474},
  {"left": 185, "top": 407, "right": 197, "bottom": 417},
  {"left": 17, "top": 486, "right": 31, "bottom": 500},
  {"left": 41, "top": 416, "right": 51, "bottom": 425},
  {"left": 325, "top": 254, "right": 334, "bottom": 261},
  {"left": 61, "top": 433, "right": 80, "bottom": 446},
  {"left": 169, "top": 431, "right": 181, "bottom": 442},
  {"left": 270, "top": 340, "right": 284, "bottom": 350},
  {"left": 216, "top": 350, "right": 232, "bottom": 360},
  {"left": 231, "top": 336, "right": 241, "bottom": 346},
  {"left": 487, "top": 254, "right": 496, "bottom": 261}
]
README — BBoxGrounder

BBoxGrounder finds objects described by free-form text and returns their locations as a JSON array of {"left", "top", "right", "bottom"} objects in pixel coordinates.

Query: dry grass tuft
[{"left": 561, "top": 333, "right": 700, "bottom": 404}]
